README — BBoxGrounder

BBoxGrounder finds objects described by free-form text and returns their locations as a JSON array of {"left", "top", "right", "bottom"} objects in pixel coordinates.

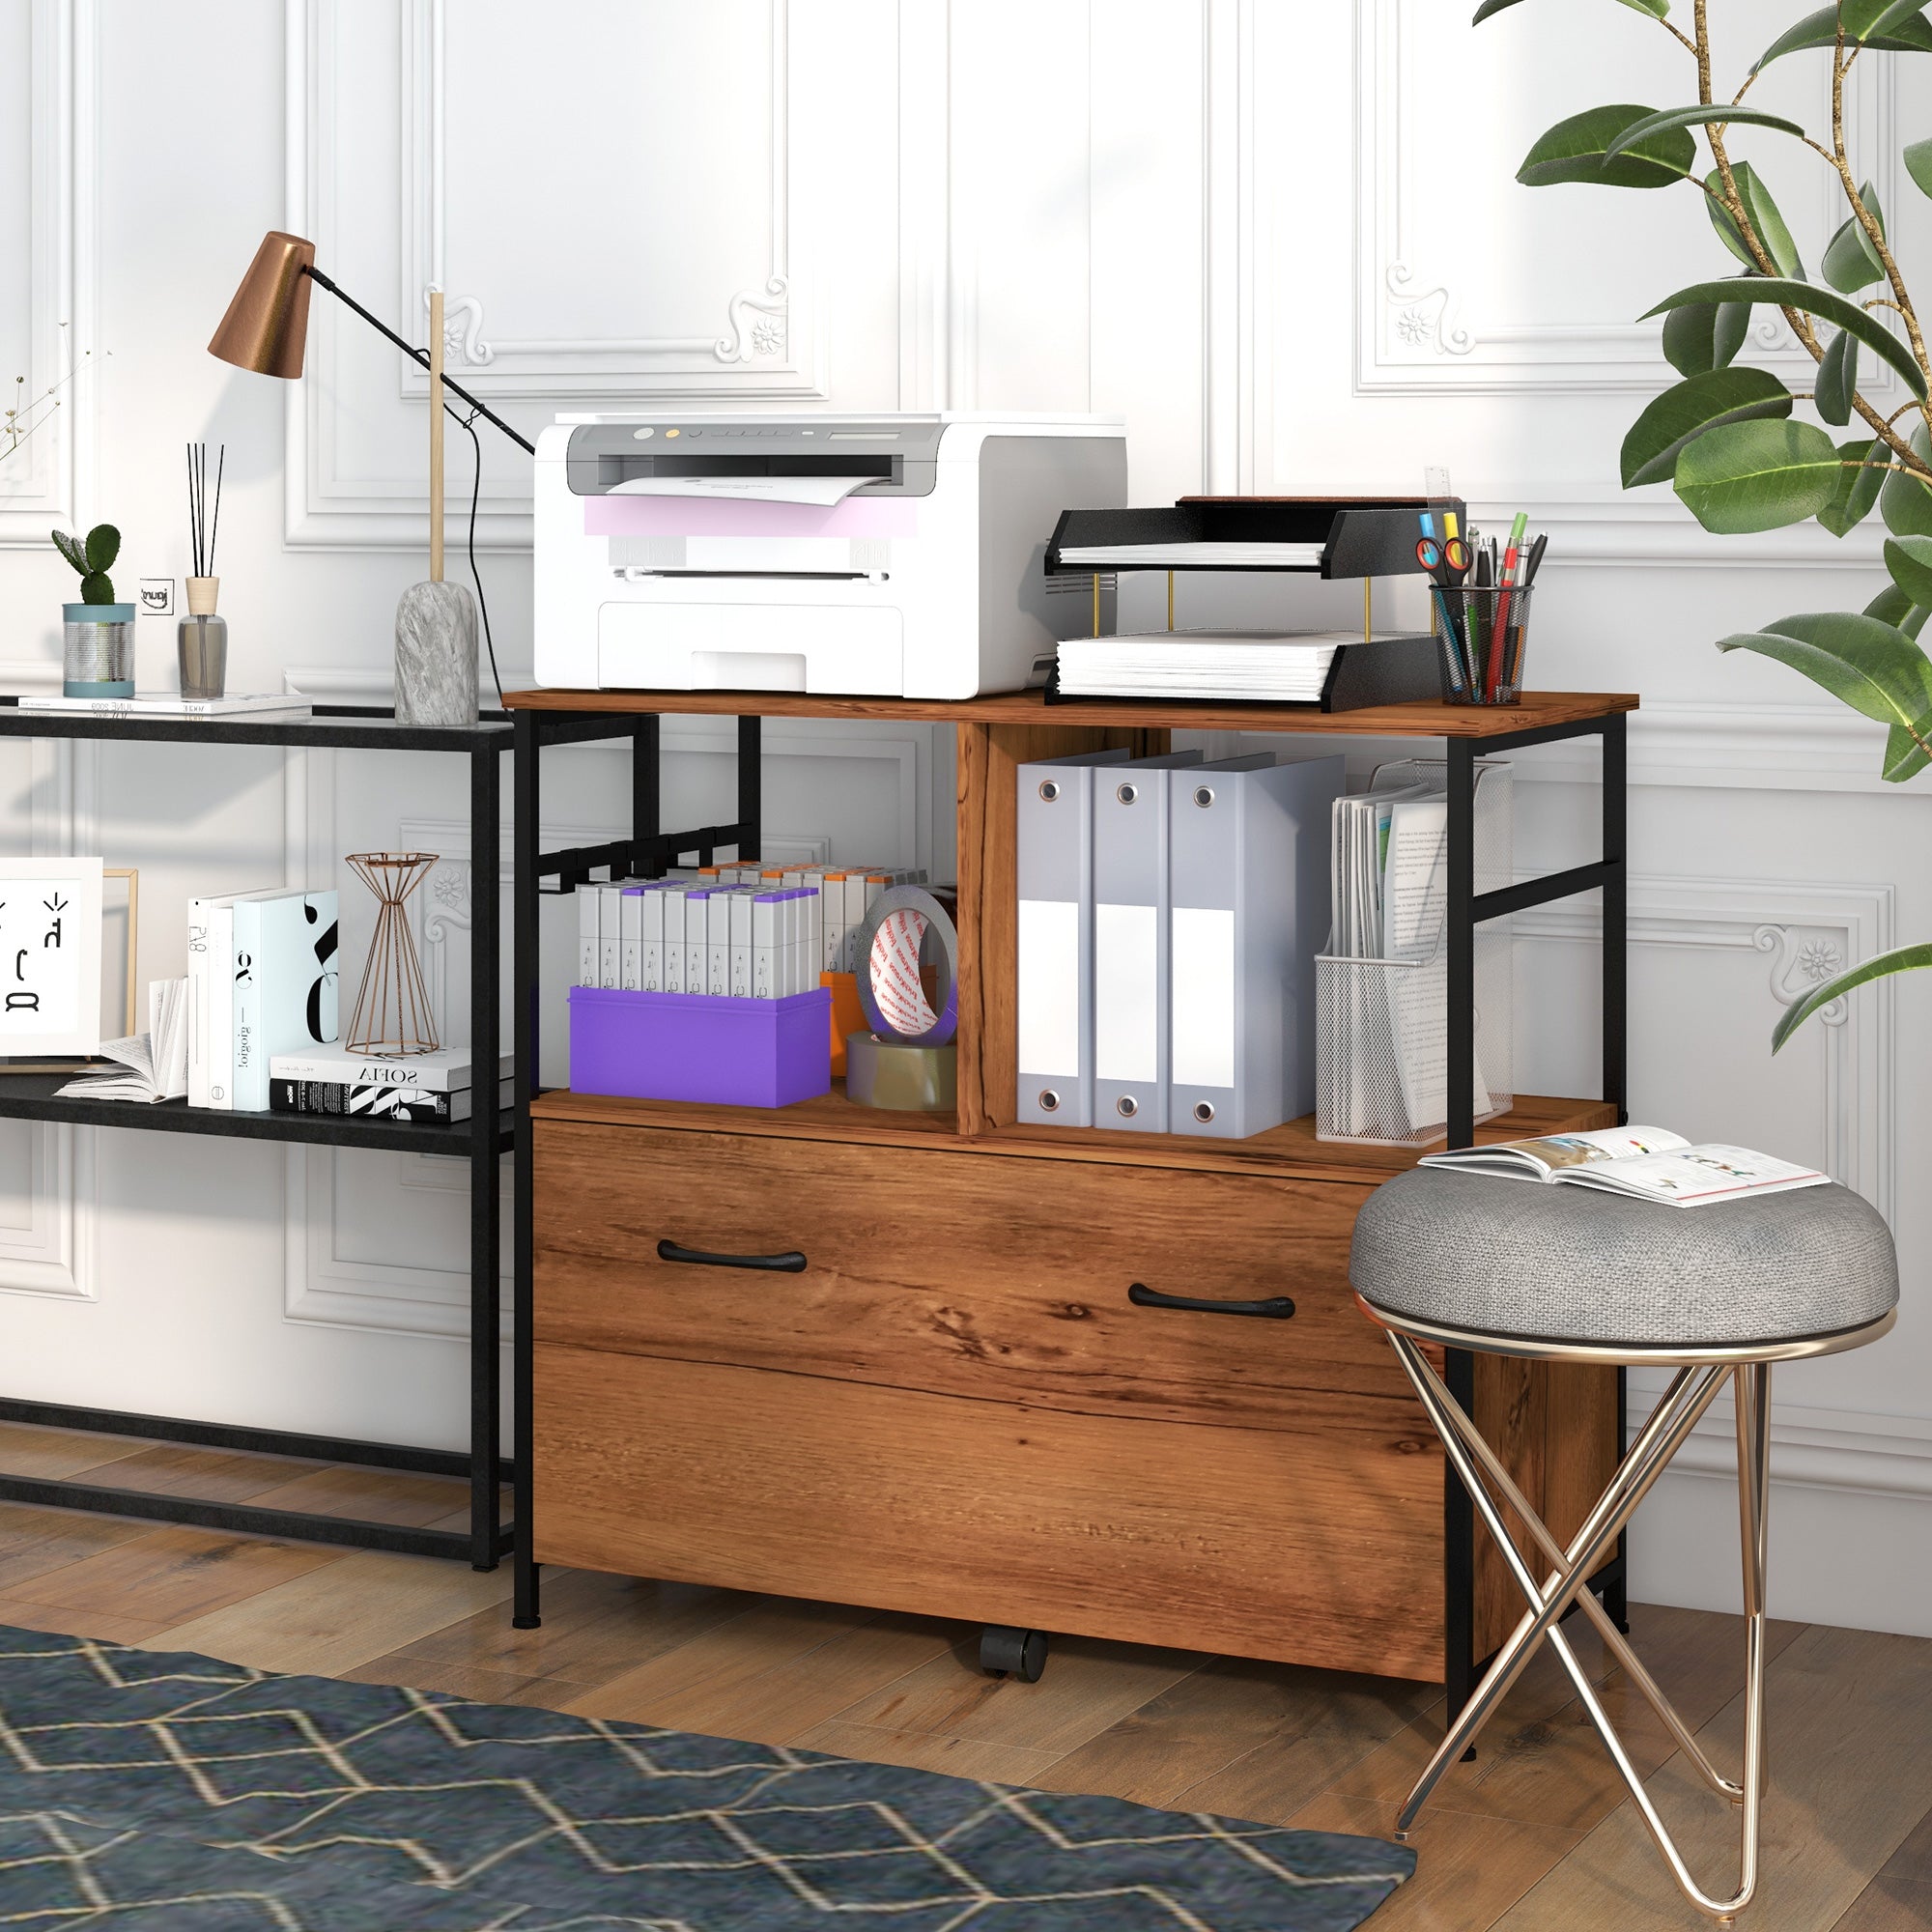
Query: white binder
[
  {"left": 1014, "top": 748, "right": 1129, "bottom": 1125},
  {"left": 1092, "top": 752, "right": 1206, "bottom": 1131},
  {"left": 1168, "top": 753, "right": 1347, "bottom": 1138}
]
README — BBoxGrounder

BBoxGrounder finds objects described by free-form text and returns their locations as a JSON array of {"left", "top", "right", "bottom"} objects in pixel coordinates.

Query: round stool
[{"left": 1350, "top": 1167, "right": 1898, "bottom": 1923}]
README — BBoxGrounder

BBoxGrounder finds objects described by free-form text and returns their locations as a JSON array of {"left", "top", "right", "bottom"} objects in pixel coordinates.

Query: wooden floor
[{"left": 1, "top": 1421, "right": 1929, "bottom": 1929}]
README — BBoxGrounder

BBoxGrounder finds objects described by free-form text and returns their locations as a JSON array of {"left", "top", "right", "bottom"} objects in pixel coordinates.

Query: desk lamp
[{"left": 208, "top": 231, "right": 535, "bottom": 724}]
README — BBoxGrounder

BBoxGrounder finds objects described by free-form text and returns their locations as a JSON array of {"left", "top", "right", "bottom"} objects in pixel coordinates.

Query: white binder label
[
  {"left": 1017, "top": 898, "right": 1081, "bottom": 1076},
  {"left": 1171, "top": 907, "right": 1235, "bottom": 1087},
  {"left": 1094, "top": 903, "right": 1157, "bottom": 1082}
]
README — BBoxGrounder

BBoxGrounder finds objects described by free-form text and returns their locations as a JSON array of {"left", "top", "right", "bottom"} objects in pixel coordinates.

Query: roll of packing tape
[{"left": 854, "top": 885, "right": 958, "bottom": 1047}]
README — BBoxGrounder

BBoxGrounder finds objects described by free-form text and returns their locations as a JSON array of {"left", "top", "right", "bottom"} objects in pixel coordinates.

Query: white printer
[{"left": 533, "top": 412, "right": 1125, "bottom": 699}]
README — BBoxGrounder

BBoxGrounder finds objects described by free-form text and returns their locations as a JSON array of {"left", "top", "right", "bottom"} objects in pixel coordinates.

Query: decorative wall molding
[
  {"left": 284, "top": 0, "right": 831, "bottom": 550},
  {"left": 1515, "top": 872, "right": 1894, "bottom": 1218},
  {"left": 397, "top": 0, "right": 812, "bottom": 401},
  {"left": 1636, "top": 1386, "right": 1932, "bottom": 1503},
  {"left": 1354, "top": 0, "right": 1897, "bottom": 395},
  {"left": 1465, "top": 493, "right": 1896, "bottom": 570},
  {"left": 0, "top": 0, "right": 96, "bottom": 547},
  {"left": 1204, "top": 0, "right": 1258, "bottom": 493},
  {"left": 1504, "top": 699, "right": 1896, "bottom": 797}
]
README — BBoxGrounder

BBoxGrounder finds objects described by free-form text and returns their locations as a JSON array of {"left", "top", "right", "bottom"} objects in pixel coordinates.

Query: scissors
[{"left": 1415, "top": 534, "right": 1471, "bottom": 584}]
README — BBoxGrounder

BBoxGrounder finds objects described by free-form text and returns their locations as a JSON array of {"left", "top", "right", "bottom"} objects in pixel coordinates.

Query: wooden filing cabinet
[
  {"left": 530, "top": 1096, "right": 1620, "bottom": 1683},
  {"left": 516, "top": 696, "right": 1634, "bottom": 1688}
]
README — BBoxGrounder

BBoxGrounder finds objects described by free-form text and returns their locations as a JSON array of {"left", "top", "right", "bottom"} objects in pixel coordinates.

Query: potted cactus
[{"left": 54, "top": 524, "right": 132, "bottom": 697}]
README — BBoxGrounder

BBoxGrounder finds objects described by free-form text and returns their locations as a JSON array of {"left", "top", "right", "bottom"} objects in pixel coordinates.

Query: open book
[
  {"left": 56, "top": 979, "right": 188, "bottom": 1103},
  {"left": 1418, "top": 1125, "right": 1829, "bottom": 1207}
]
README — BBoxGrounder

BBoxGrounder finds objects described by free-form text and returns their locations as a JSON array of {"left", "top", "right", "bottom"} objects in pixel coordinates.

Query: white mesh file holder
[{"left": 1315, "top": 758, "right": 1513, "bottom": 1148}]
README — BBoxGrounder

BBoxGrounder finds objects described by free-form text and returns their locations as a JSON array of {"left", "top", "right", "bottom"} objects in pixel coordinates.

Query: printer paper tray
[{"left": 598, "top": 602, "right": 905, "bottom": 696}]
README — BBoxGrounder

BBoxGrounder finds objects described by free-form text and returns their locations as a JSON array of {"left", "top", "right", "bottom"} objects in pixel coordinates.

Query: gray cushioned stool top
[{"left": 1350, "top": 1169, "right": 1897, "bottom": 1349}]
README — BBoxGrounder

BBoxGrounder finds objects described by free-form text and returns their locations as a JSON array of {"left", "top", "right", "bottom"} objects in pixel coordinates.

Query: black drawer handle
[
  {"left": 657, "top": 1238, "right": 807, "bottom": 1273},
  {"left": 1127, "top": 1283, "right": 1295, "bottom": 1320}
]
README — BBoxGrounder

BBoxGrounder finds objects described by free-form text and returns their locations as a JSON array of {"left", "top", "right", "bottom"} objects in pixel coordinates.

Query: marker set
[{"left": 1416, "top": 492, "right": 1547, "bottom": 707}]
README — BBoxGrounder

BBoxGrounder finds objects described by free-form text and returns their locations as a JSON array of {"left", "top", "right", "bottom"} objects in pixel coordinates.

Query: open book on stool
[{"left": 1420, "top": 1124, "right": 1829, "bottom": 1207}]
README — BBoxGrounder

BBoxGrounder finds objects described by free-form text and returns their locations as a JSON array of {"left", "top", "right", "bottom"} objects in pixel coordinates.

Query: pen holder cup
[
  {"left": 569, "top": 984, "right": 832, "bottom": 1109},
  {"left": 1315, "top": 929, "right": 1514, "bottom": 1148},
  {"left": 1431, "top": 582, "right": 1533, "bottom": 705}
]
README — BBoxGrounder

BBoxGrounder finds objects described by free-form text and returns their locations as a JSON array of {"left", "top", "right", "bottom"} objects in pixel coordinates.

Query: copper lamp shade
[{"left": 208, "top": 231, "right": 317, "bottom": 379}]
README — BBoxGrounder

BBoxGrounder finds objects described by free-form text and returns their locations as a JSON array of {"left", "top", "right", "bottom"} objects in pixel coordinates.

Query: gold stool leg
[
  {"left": 1389, "top": 1333, "right": 1776, "bottom": 1921},
  {"left": 1396, "top": 1346, "right": 1740, "bottom": 1803},
  {"left": 1393, "top": 1347, "right": 1728, "bottom": 1822}
]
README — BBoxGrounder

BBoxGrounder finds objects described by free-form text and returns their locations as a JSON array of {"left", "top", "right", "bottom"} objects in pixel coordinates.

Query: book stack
[
  {"left": 269, "top": 1046, "right": 514, "bottom": 1122},
  {"left": 187, "top": 890, "right": 339, "bottom": 1111}
]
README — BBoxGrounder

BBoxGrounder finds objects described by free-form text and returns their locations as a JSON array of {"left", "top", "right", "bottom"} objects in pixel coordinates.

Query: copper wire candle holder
[{"left": 345, "top": 851, "right": 440, "bottom": 1055}]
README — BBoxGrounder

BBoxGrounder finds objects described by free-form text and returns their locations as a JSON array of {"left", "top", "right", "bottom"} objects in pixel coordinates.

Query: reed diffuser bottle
[{"left": 179, "top": 442, "right": 227, "bottom": 701}]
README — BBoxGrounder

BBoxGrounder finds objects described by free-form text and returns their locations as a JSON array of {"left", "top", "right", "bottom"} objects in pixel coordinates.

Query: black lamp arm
[{"left": 302, "top": 263, "right": 537, "bottom": 456}]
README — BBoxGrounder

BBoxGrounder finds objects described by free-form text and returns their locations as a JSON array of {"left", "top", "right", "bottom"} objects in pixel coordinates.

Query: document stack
[
  {"left": 1315, "top": 757, "right": 1513, "bottom": 1146},
  {"left": 1015, "top": 747, "right": 1344, "bottom": 1138}
]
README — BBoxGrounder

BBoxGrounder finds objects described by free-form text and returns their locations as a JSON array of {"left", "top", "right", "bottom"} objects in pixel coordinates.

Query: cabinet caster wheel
[{"left": 980, "top": 1625, "right": 1047, "bottom": 1682}]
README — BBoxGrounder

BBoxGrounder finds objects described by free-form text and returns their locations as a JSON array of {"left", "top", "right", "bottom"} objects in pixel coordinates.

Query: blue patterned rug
[{"left": 0, "top": 1626, "right": 1414, "bottom": 1929}]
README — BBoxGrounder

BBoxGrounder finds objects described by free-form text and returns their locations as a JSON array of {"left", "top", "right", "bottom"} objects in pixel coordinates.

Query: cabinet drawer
[
  {"left": 534, "top": 1342, "right": 1447, "bottom": 1681},
  {"left": 534, "top": 1120, "right": 1423, "bottom": 1438}
]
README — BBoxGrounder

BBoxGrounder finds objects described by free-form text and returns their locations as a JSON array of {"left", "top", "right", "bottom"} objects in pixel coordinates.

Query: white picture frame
[{"left": 0, "top": 858, "right": 105, "bottom": 1060}]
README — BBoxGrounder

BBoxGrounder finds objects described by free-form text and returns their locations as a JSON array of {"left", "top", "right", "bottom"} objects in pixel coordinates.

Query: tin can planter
[{"left": 63, "top": 603, "right": 135, "bottom": 697}]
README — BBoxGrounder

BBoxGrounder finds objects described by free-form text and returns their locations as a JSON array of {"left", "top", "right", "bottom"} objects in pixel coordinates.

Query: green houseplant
[
  {"left": 1480, "top": 0, "right": 1932, "bottom": 1045},
  {"left": 51, "top": 522, "right": 133, "bottom": 699}
]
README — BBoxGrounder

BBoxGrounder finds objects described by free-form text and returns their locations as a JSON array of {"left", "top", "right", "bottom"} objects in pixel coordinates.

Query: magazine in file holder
[{"left": 1315, "top": 758, "right": 1513, "bottom": 1147}]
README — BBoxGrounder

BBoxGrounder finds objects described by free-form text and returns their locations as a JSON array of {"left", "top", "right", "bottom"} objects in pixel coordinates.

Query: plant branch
[
  {"left": 1685, "top": 4, "right": 1932, "bottom": 481},
  {"left": 1829, "top": 10, "right": 1932, "bottom": 439}
]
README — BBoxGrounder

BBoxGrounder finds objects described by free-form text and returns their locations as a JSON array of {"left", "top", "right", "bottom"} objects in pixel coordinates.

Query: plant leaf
[
  {"left": 1864, "top": 582, "right": 1932, "bottom": 636},
  {"left": 1757, "top": 2, "right": 1932, "bottom": 70},
  {"left": 1673, "top": 418, "right": 1844, "bottom": 530},
  {"left": 1661, "top": 300, "right": 1751, "bottom": 375},
  {"left": 1642, "top": 275, "right": 1927, "bottom": 398},
  {"left": 1816, "top": 327, "right": 1860, "bottom": 424},
  {"left": 83, "top": 524, "right": 119, "bottom": 572},
  {"left": 1704, "top": 164, "right": 1804, "bottom": 279},
  {"left": 1820, "top": 438, "right": 1889, "bottom": 536},
  {"left": 1885, "top": 723, "right": 1932, "bottom": 781},
  {"left": 1884, "top": 534, "right": 1932, "bottom": 607},
  {"left": 1907, "top": 136, "right": 1932, "bottom": 199},
  {"left": 1772, "top": 942, "right": 1932, "bottom": 1051},
  {"left": 1620, "top": 368, "right": 1792, "bottom": 488},
  {"left": 1519, "top": 105, "right": 1696, "bottom": 188},
  {"left": 1823, "top": 184, "right": 1889, "bottom": 293},
  {"left": 77, "top": 571, "right": 114, "bottom": 605},
  {"left": 1716, "top": 609, "right": 1932, "bottom": 747},
  {"left": 1883, "top": 423, "right": 1932, "bottom": 535},
  {"left": 1605, "top": 105, "right": 1806, "bottom": 161},
  {"left": 50, "top": 529, "right": 84, "bottom": 573}
]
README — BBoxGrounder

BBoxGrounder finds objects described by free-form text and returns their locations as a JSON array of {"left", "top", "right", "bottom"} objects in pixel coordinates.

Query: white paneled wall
[{"left": 0, "top": 0, "right": 1927, "bottom": 1638}]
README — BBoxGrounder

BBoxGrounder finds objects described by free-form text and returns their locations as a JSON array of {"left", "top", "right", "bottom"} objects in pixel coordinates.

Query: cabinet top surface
[{"left": 500, "top": 687, "right": 1638, "bottom": 736}]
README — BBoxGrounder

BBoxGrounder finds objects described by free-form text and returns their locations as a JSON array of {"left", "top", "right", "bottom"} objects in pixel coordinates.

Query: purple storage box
[{"left": 568, "top": 985, "right": 832, "bottom": 1108}]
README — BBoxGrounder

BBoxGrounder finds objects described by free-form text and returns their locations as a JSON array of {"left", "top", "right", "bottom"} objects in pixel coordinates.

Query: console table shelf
[
  {"left": 0, "top": 704, "right": 512, "bottom": 1571},
  {"left": 506, "top": 686, "right": 1634, "bottom": 1714}
]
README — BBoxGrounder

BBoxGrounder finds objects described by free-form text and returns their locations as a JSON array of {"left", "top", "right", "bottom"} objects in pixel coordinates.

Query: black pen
[{"left": 1522, "top": 530, "right": 1550, "bottom": 586}]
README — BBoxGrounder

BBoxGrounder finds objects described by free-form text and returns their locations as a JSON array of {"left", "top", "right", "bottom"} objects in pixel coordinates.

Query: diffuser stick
[{"left": 208, "top": 447, "right": 223, "bottom": 576}]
